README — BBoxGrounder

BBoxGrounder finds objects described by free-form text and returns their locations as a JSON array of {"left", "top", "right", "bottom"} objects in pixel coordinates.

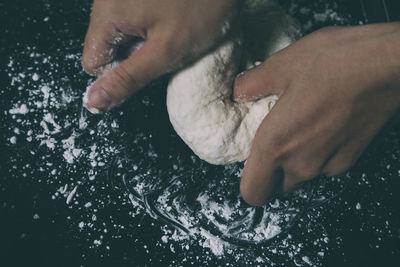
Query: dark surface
[{"left": 1, "top": 0, "right": 400, "bottom": 266}]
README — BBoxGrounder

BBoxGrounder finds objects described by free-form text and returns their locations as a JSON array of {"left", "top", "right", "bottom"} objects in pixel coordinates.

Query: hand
[
  {"left": 82, "top": 0, "right": 238, "bottom": 113},
  {"left": 234, "top": 23, "right": 400, "bottom": 206}
]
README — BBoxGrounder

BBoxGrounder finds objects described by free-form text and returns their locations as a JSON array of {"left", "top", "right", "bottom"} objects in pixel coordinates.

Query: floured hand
[{"left": 82, "top": 0, "right": 238, "bottom": 113}]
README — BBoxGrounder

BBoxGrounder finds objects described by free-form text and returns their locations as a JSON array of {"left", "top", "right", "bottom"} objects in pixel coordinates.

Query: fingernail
[
  {"left": 83, "top": 85, "right": 113, "bottom": 114},
  {"left": 237, "top": 71, "right": 245, "bottom": 78},
  {"left": 233, "top": 93, "right": 246, "bottom": 103}
]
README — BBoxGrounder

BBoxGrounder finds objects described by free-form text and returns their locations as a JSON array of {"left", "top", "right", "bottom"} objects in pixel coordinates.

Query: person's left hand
[{"left": 234, "top": 23, "right": 400, "bottom": 206}]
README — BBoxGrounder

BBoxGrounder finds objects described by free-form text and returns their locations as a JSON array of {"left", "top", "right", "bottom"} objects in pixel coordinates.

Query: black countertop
[{"left": 1, "top": 0, "right": 400, "bottom": 266}]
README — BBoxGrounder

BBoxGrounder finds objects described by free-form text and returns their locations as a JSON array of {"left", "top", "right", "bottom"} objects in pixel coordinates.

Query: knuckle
[
  {"left": 269, "top": 137, "right": 322, "bottom": 180},
  {"left": 155, "top": 33, "right": 188, "bottom": 71},
  {"left": 287, "top": 162, "right": 321, "bottom": 180},
  {"left": 298, "top": 166, "right": 320, "bottom": 180},
  {"left": 106, "top": 65, "right": 137, "bottom": 96},
  {"left": 269, "top": 135, "right": 291, "bottom": 163},
  {"left": 157, "top": 37, "right": 176, "bottom": 59}
]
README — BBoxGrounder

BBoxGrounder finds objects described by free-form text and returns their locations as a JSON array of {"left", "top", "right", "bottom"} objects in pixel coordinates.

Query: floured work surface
[{"left": 1, "top": 0, "right": 400, "bottom": 266}]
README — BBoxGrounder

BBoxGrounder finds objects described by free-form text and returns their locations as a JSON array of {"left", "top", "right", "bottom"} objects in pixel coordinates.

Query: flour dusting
[{"left": 3, "top": 0, "right": 398, "bottom": 266}]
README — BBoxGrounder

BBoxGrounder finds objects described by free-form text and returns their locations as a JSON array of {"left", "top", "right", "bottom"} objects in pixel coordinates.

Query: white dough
[{"left": 167, "top": 0, "right": 299, "bottom": 164}]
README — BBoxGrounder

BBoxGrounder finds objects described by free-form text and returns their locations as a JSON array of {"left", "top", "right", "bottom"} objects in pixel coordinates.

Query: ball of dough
[{"left": 167, "top": 0, "right": 299, "bottom": 165}]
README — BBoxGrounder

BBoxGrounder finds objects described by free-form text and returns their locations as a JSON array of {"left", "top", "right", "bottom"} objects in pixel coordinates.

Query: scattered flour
[
  {"left": 9, "top": 103, "right": 29, "bottom": 115},
  {"left": 200, "top": 229, "right": 225, "bottom": 256},
  {"left": 3, "top": 1, "right": 358, "bottom": 265},
  {"left": 66, "top": 185, "right": 78, "bottom": 205}
]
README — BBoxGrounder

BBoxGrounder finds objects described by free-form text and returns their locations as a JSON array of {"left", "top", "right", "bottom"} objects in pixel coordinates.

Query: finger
[
  {"left": 322, "top": 141, "right": 364, "bottom": 177},
  {"left": 83, "top": 26, "right": 142, "bottom": 76},
  {"left": 82, "top": 18, "right": 120, "bottom": 76},
  {"left": 240, "top": 86, "right": 302, "bottom": 205},
  {"left": 83, "top": 36, "right": 172, "bottom": 113},
  {"left": 233, "top": 53, "right": 288, "bottom": 103},
  {"left": 240, "top": 157, "right": 283, "bottom": 206},
  {"left": 283, "top": 174, "right": 298, "bottom": 192}
]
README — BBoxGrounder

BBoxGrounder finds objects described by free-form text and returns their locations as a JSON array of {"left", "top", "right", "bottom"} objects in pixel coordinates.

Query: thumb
[
  {"left": 240, "top": 104, "right": 284, "bottom": 206},
  {"left": 233, "top": 55, "right": 286, "bottom": 103},
  {"left": 83, "top": 37, "right": 171, "bottom": 113}
]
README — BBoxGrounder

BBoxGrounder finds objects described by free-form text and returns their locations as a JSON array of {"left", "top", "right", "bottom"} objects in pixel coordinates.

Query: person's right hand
[{"left": 82, "top": 0, "right": 239, "bottom": 113}]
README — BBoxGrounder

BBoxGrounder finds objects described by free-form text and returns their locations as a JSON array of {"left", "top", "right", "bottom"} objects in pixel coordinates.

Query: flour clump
[{"left": 167, "top": 0, "right": 299, "bottom": 164}]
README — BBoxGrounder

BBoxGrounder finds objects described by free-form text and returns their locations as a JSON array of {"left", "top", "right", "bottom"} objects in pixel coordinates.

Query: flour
[
  {"left": 9, "top": 103, "right": 29, "bottom": 115},
  {"left": 66, "top": 185, "right": 78, "bottom": 204},
  {"left": 3, "top": 1, "right": 361, "bottom": 265},
  {"left": 167, "top": 0, "right": 299, "bottom": 164},
  {"left": 200, "top": 229, "right": 226, "bottom": 256},
  {"left": 9, "top": 136, "right": 17, "bottom": 144},
  {"left": 32, "top": 73, "right": 40, "bottom": 81},
  {"left": 61, "top": 136, "right": 82, "bottom": 164}
]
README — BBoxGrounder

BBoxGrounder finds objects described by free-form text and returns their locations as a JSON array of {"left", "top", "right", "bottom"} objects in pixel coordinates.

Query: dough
[{"left": 167, "top": 0, "right": 299, "bottom": 164}]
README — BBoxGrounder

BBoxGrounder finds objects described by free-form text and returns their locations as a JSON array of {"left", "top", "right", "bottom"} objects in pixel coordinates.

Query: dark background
[{"left": 1, "top": 0, "right": 400, "bottom": 266}]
